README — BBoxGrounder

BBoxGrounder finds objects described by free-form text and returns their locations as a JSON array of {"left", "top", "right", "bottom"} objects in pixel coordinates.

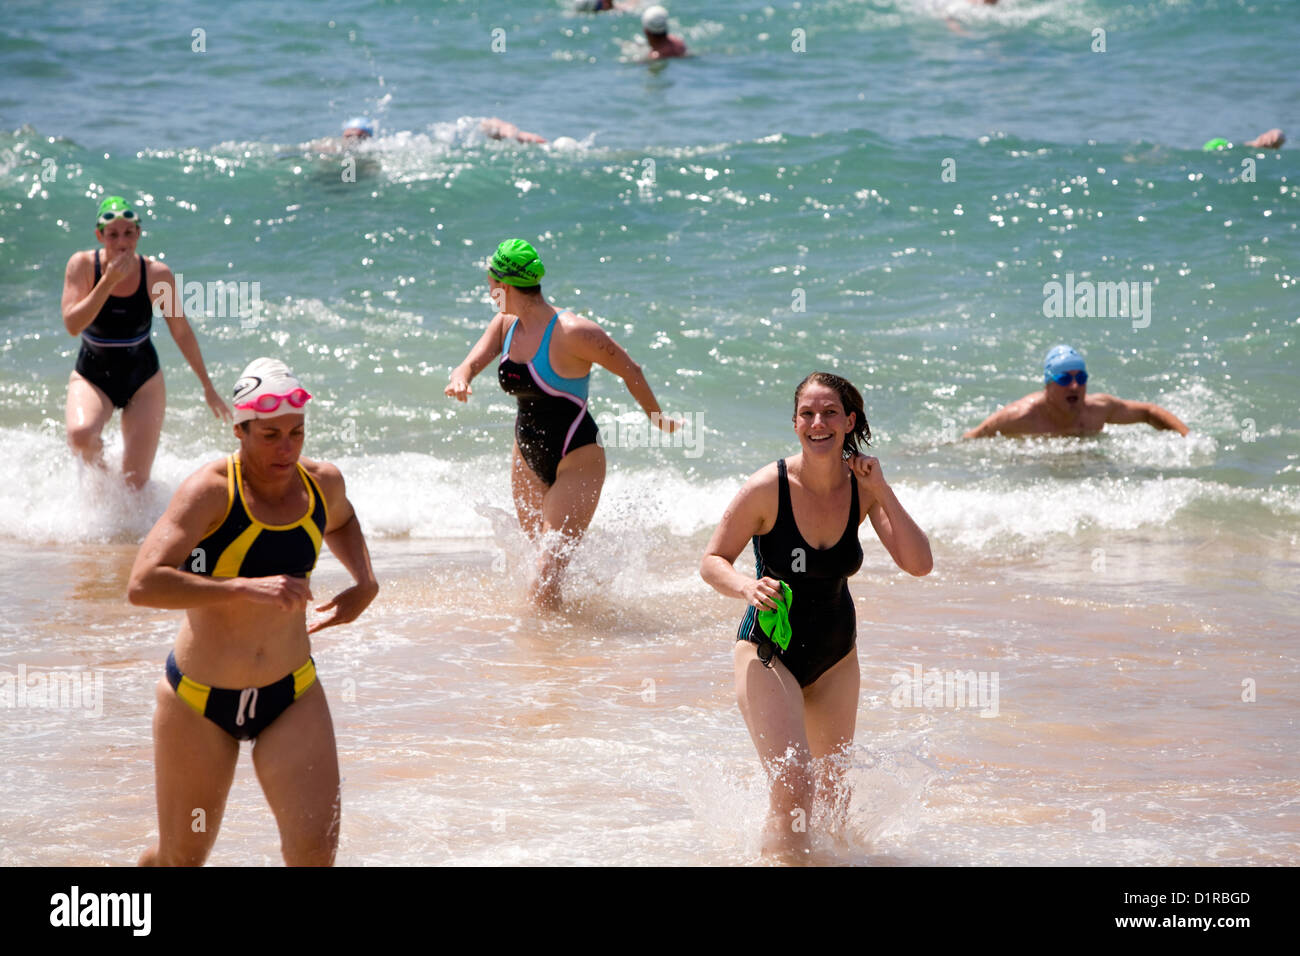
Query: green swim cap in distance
[
  {"left": 488, "top": 239, "right": 545, "bottom": 287},
  {"left": 1202, "top": 138, "right": 1230, "bottom": 151},
  {"left": 97, "top": 195, "right": 139, "bottom": 228}
]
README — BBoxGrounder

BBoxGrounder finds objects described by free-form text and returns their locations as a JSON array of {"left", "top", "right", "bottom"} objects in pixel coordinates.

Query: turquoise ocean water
[{"left": 1, "top": 0, "right": 1296, "bottom": 865}]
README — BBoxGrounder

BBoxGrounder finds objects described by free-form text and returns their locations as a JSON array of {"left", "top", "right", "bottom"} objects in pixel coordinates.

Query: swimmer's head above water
[
  {"left": 793, "top": 371, "right": 871, "bottom": 460},
  {"left": 642, "top": 5, "right": 670, "bottom": 35},
  {"left": 1044, "top": 344, "right": 1087, "bottom": 383},
  {"left": 1043, "top": 344, "right": 1088, "bottom": 407},
  {"left": 232, "top": 357, "right": 312, "bottom": 426},
  {"left": 96, "top": 196, "right": 140, "bottom": 233},
  {"left": 342, "top": 117, "right": 375, "bottom": 140},
  {"left": 488, "top": 238, "right": 546, "bottom": 291}
]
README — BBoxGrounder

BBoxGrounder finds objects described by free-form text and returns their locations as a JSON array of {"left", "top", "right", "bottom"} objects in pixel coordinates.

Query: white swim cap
[
  {"left": 232, "top": 357, "right": 313, "bottom": 424},
  {"left": 642, "top": 5, "right": 669, "bottom": 35}
]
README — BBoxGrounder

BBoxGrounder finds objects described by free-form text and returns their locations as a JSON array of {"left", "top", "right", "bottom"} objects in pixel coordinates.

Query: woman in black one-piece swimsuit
[
  {"left": 701, "top": 372, "right": 933, "bottom": 858},
  {"left": 60, "top": 196, "right": 229, "bottom": 488}
]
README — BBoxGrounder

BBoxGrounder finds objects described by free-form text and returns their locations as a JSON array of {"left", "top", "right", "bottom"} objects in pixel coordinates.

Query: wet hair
[
  {"left": 513, "top": 284, "right": 543, "bottom": 297},
  {"left": 792, "top": 371, "right": 871, "bottom": 460}
]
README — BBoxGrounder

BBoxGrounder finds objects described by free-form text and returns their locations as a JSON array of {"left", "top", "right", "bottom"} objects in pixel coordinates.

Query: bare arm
[
  {"left": 445, "top": 311, "right": 507, "bottom": 401},
  {"left": 482, "top": 117, "right": 547, "bottom": 144},
  {"left": 962, "top": 411, "right": 1002, "bottom": 439},
  {"left": 567, "top": 317, "right": 678, "bottom": 432},
  {"left": 699, "top": 467, "right": 783, "bottom": 610},
  {"left": 304, "top": 461, "right": 379, "bottom": 633},
  {"left": 61, "top": 250, "right": 134, "bottom": 336},
  {"left": 1245, "top": 128, "right": 1284, "bottom": 149},
  {"left": 126, "top": 463, "right": 311, "bottom": 611},
  {"left": 151, "top": 262, "right": 231, "bottom": 420},
  {"left": 851, "top": 455, "right": 933, "bottom": 576},
  {"left": 963, "top": 396, "right": 1035, "bottom": 438},
  {"left": 1103, "top": 396, "right": 1189, "bottom": 436}
]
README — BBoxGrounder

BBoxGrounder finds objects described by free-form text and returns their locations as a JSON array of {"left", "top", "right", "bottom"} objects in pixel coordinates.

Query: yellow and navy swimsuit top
[{"left": 182, "top": 454, "right": 328, "bottom": 579}]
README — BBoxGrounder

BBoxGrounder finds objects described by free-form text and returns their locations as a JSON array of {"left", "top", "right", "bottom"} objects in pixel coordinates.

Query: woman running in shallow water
[
  {"left": 60, "top": 196, "right": 229, "bottom": 488},
  {"left": 130, "top": 358, "right": 378, "bottom": 865},
  {"left": 445, "top": 239, "right": 677, "bottom": 609},
  {"left": 700, "top": 372, "right": 932, "bottom": 858}
]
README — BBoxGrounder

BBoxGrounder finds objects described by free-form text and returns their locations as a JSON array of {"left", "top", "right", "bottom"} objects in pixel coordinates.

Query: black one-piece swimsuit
[
  {"left": 75, "top": 251, "right": 160, "bottom": 408},
  {"left": 736, "top": 458, "right": 864, "bottom": 687}
]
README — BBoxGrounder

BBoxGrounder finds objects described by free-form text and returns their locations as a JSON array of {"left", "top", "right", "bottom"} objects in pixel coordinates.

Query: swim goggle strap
[
  {"left": 234, "top": 388, "right": 313, "bottom": 415},
  {"left": 1047, "top": 370, "right": 1088, "bottom": 386}
]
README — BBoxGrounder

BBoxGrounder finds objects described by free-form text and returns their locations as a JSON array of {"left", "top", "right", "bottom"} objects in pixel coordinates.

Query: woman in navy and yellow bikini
[
  {"left": 129, "top": 358, "right": 378, "bottom": 866},
  {"left": 445, "top": 239, "right": 677, "bottom": 608},
  {"left": 60, "top": 196, "right": 230, "bottom": 489},
  {"left": 700, "top": 372, "right": 933, "bottom": 858}
]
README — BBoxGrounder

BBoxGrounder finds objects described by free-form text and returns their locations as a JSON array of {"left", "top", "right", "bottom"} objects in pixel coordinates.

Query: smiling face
[
  {"left": 793, "top": 382, "right": 855, "bottom": 458},
  {"left": 96, "top": 218, "right": 140, "bottom": 258},
  {"left": 236, "top": 414, "right": 306, "bottom": 477}
]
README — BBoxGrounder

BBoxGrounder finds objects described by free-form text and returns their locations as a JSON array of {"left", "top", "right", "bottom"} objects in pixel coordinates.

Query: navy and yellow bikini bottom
[{"left": 165, "top": 651, "right": 316, "bottom": 741}]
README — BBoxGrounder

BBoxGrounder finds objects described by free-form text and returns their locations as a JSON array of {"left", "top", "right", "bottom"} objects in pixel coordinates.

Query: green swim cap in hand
[
  {"left": 757, "top": 581, "right": 794, "bottom": 652},
  {"left": 489, "top": 238, "right": 545, "bottom": 287}
]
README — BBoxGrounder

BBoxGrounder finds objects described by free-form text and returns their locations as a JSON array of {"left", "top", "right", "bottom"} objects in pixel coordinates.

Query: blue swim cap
[
  {"left": 1044, "top": 345, "right": 1086, "bottom": 382},
  {"left": 343, "top": 117, "right": 375, "bottom": 137}
]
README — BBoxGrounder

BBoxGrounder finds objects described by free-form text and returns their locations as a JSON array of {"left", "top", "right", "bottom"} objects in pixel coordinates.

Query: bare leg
[
  {"left": 801, "top": 647, "right": 860, "bottom": 828},
  {"left": 733, "top": 641, "right": 814, "bottom": 858},
  {"left": 120, "top": 370, "right": 165, "bottom": 490},
  {"left": 139, "top": 678, "right": 240, "bottom": 866},
  {"left": 510, "top": 441, "right": 546, "bottom": 540},
  {"left": 534, "top": 443, "right": 604, "bottom": 609},
  {"left": 251, "top": 682, "right": 340, "bottom": 866},
  {"left": 65, "top": 371, "right": 115, "bottom": 470}
]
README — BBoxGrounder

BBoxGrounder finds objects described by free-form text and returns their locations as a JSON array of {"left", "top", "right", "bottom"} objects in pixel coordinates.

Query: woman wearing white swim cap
[{"left": 129, "top": 357, "right": 379, "bottom": 866}]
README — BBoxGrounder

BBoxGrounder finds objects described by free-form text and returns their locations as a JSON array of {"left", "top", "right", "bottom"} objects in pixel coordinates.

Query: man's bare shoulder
[
  {"left": 994, "top": 392, "right": 1048, "bottom": 432},
  {"left": 1004, "top": 391, "right": 1046, "bottom": 414}
]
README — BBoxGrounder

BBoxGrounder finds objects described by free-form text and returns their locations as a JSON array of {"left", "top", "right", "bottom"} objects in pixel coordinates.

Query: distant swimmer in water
[
  {"left": 641, "top": 5, "right": 688, "bottom": 59},
  {"left": 963, "top": 345, "right": 1190, "bottom": 439},
  {"left": 314, "top": 116, "right": 547, "bottom": 150},
  {"left": 60, "top": 196, "right": 230, "bottom": 489},
  {"left": 130, "top": 358, "right": 378, "bottom": 866},
  {"left": 573, "top": 0, "right": 639, "bottom": 12},
  {"left": 700, "top": 373, "right": 932, "bottom": 858},
  {"left": 480, "top": 117, "right": 548, "bottom": 145},
  {"left": 1204, "top": 128, "right": 1285, "bottom": 151},
  {"left": 342, "top": 116, "right": 375, "bottom": 142},
  {"left": 304, "top": 117, "right": 377, "bottom": 155},
  {"left": 445, "top": 239, "right": 678, "bottom": 609}
]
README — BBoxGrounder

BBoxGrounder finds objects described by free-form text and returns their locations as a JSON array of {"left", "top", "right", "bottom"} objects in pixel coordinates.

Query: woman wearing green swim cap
[
  {"left": 60, "top": 196, "right": 230, "bottom": 488},
  {"left": 446, "top": 239, "right": 679, "bottom": 608}
]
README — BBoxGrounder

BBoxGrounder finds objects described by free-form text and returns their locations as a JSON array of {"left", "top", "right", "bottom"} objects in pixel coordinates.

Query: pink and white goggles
[{"left": 235, "top": 388, "right": 312, "bottom": 415}]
